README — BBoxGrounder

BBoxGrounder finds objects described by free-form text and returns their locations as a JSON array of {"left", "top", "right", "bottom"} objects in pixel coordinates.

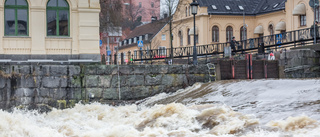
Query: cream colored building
[
  {"left": 0, "top": 0, "right": 100, "bottom": 62},
  {"left": 154, "top": 0, "right": 318, "bottom": 51}
]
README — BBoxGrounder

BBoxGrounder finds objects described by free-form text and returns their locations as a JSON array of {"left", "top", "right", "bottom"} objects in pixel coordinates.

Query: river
[{"left": 0, "top": 79, "right": 319, "bottom": 137}]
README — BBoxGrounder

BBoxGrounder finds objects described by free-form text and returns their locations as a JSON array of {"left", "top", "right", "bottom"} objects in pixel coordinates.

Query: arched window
[
  {"left": 226, "top": 26, "right": 233, "bottom": 42},
  {"left": 178, "top": 31, "right": 183, "bottom": 46},
  {"left": 212, "top": 26, "right": 219, "bottom": 42},
  {"left": 187, "top": 28, "right": 191, "bottom": 45},
  {"left": 47, "top": 0, "right": 70, "bottom": 36},
  {"left": 240, "top": 26, "right": 247, "bottom": 41},
  {"left": 268, "top": 24, "right": 274, "bottom": 35},
  {"left": 185, "top": 7, "right": 188, "bottom": 17},
  {"left": 4, "top": 0, "right": 28, "bottom": 36}
]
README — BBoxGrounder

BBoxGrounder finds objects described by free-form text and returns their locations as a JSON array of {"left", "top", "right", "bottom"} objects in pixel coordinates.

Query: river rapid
[{"left": 0, "top": 79, "right": 320, "bottom": 137}]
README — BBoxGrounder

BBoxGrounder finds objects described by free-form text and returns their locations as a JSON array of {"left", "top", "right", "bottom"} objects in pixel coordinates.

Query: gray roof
[{"left": 197, "top": 0, "right": 286, "bottom": 15}]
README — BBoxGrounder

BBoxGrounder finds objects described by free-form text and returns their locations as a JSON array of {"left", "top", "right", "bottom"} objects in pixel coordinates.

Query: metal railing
[{"left": 107, "top": 26, "right": 318, "bottom": 64}]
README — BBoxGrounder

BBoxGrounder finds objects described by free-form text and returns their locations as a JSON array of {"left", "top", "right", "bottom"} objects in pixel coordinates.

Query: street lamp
[{"left": 190, "top": 0, "right": 199, "bottom": 65}]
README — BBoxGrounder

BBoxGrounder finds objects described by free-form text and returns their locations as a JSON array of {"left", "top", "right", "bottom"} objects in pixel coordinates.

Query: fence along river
[{"left": 0, "top": 79, "right": 319, "bottom": 137}]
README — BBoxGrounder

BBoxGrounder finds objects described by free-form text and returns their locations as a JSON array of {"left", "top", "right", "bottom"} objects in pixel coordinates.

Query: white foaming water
[{"left": 1, "top": 79, "right": 320, "bottom": 137}]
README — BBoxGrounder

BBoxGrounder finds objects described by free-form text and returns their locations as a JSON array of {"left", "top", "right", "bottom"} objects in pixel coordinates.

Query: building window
[
  {"left": 134, "top": 50, "right": 137, "bottom": 59},
  {"left": 226, "top": 26, "right": 233, "bottom": 42},
  {"left": 145, "top": 34, "right": 148, "bottom": 40},
  {"left": 139, "top": 2, "right": 142, "bottom": 8},
  {"left": 195, "top": 35, "right": 199, "bottom": 44},
  {"left": 47, "top": 0, "right": 69, "bottom": 36},
  {"left": 240, "top": 26, "right": 247, "bottom": 41},
  {"left": 268, "top": 24, "right": 274, "bottom": 35},
  {"left": 134, "top": 37, "right": 137, "bottom": 43},
  {"left": 162, "top": 34, "right": 166, "bottom": 40},
  {"left": 151, "top": 2, "right": 154, "bottom": 8},
  {"left": 158, "top": 46, "right": 166, "bottom": 56},
  {"left": 212, "top": 26, "right": 219, "bottom": 42},
  {"left": 187, "top": 28, "right": 191, "bottom": 45},
  {"left": 178, "top": 31, "right": 183, "bottom": 46},
  {"left": 186, "top": 7, "right": 188, "bottom": 17},
  {"left": 129, "top": 39, "right": 132, "bottom": 44},
  {"left": 189, "top": 6, "right": 191, "bottom": 16},
  {"left": 300, "top": 15, "right": 306, "bottom": 26},
  {"left": 4, "top": 0, "right": 29, "bottom": 36}
]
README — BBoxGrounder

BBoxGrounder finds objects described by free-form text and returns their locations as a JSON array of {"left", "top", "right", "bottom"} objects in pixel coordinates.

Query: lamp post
[{"left": 190, "top": 0, "right": 199, "bottom": 65}]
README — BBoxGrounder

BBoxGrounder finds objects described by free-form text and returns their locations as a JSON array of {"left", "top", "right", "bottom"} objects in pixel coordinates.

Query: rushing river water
[{"left": 1, "top": 79, "right": 320, "bottom": 137}]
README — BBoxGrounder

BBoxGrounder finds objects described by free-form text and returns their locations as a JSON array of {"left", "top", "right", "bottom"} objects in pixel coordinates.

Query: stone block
[
  {"left": 86, "top": 88, "right": 103, "bottom": 98},
  {"left": 19, "top": 97, "right": 32, "bottom": 105},
  {"left": 19, "top": 66, "right": 31, "bottom": 74},
  {"left": 132, "top": 65, "right": 146, "bottom": 74},
  {"left": 15, "top": 88, "right": 34, "bottom": 97},
  {"left": 49, "top": 89, "right": 67, "bottom": 100},
  {"left": 145, "top": 74, "right": 162, "bottom": 86},
  {"left": 43, "top": 77, "right": 60, "bottom": 88},
  {"left": 103, "top": 88, "right": 118, "bottom": 100},
  {"left": 119, "top": 66, "right": 134, "bottom": 75},
  {"left": 161, "top": 74, "right": 174, "bottom": 86},
  {"left": 132, "top": 86, "right": 150, "bottom": 99},
  {"left": 126, "top": 75, "right": 144, "bottom": 87},
  {"left": 98, "top": 75, "right": 112, "bottom": 88},
  {"left": 18, "top": 76, "right": 37, "bottom": 88},
  {"left": 111, "top": 75, "right": 128, "bottom": 88},
  {"left": 104, "top": 65, "right": 117, "bottom": 75},
  {"left": 50, "top": 66, "right": 68, "bottom": 76},
  {"left": 148, "top": 85, "right": 166, "bottom": 95},
  {"left": 119, "top": 87, "right": 133, "bottom": 100},
  {"left": 84, "top": 75, "right": 99, "bottom": 88},
  {"left": 70, "top": 76, "right": 81, "bottom": 88},
  {"left": 146, "top": 65, "right": 168, "bottom": 74},
  {"left": 68, "top": 65, "right": 81, "bottom": 76},
  {"left": 60, "top": 77, "right": 68, "bottom": 88},
  {"left": 96, "top": 65, "right": 107, "bottom": 75},
  {"left": 83, "top": 65, "right": 97, "bottom": 75},
  {"left": 39, "top": 88, "right": 50, "bottom": 97},
  {"left": 40, "top": 65, "right": 51, "bottom": 76},
  {"left": 0, "top": 77, "right": 6, "bottom": 89},
  {"left": 72, "top": 88, "right": 82, "bottom": 100},
  {"left": 168, "top": 65, "right": 184, "bottom": 74}
]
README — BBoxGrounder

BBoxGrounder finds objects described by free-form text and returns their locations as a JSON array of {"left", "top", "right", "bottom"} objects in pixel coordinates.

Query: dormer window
[
  {"left": 139, "top": 36, "right": 142, "bottom": 40},
  {"left": 124, "top": 40, "right": 127, "bottom": 45},
  {"left": 225, "top": 6, "right": 231, "bottom": 10},
  {"left": 273, "top": 3, "right": 279, "bottom": 8},
  {"left": 129, "top": 39, "right": 132, "bottom": 44},
  {"left": 145, "top": 34, "right": 148, "bottom": 40},
  {"left": 134, "top": 37, "right": 137, "bottom": 43},
  {"left": 211, "top": 5, "right": 217, "bottom": 10},
  {"left": 238, "top": 6, "right": 244, "bottom": 10}
]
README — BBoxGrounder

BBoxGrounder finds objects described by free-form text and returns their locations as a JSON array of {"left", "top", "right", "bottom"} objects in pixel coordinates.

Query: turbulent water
[{"left": 1, "top": 79, "right": 320, "bottom": 137}]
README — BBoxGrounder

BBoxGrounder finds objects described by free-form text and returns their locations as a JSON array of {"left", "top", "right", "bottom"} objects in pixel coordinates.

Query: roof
[
  {"left": 197, "top": 0, "right": 286, "bottom": 15},
  {"left": 125, "top": 18, "right": 170, "bottom": 40}
]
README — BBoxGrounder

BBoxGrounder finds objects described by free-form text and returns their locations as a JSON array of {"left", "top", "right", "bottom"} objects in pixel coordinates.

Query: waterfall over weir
[{"left": 1, "top": 79, "right": 320, "bottom": 137}]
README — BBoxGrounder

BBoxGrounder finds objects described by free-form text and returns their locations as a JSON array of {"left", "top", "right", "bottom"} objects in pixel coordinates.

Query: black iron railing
[{"left": 107, "top": 26, "right": 318, "bottom": 64}]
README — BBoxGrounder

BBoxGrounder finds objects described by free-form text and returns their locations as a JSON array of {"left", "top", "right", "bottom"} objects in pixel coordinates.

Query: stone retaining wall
[{"left": 0, "top": 64, "right": 215, "bottom": 110}]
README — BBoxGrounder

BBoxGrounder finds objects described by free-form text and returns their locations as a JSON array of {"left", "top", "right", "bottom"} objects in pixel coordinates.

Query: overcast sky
[{"left": 160, "top": 0, "right": 179, "bottom": 17}]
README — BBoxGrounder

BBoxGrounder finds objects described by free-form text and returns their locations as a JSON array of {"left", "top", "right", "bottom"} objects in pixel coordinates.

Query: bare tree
[
  {"left": 122, "top": 2, "right": 145, "bottom": 30},
  {"left": 160, "top": 0, "right": 188, "bottom": 62},
  {"left": 100, "top": 0, "right": 123, "bottom": 33}
]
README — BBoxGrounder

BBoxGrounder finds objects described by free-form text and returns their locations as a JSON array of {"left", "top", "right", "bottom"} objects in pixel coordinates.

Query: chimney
[{"left": 151, "top": 16, "right": 157, "bottom": 23}]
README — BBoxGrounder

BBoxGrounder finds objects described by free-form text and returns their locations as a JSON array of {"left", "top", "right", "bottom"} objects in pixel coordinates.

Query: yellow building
[
  {"left": 0, "top": 0, "right": 100, "bottom": 62},
  {"left": 118, "top": 0, "right": 319, "bottom": 57}
]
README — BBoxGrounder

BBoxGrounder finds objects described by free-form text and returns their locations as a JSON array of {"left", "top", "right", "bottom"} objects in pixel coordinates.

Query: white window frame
[
  {"left": 134, "top": 37, "right": 137, "bottom": 43},
  {"left": 145, "top": 34, "right": 148, "bottom": 40},
  {"left": 162, "top": 34, "right": 166, "bottom": 40},
  {"left": 129, "top": 39, "right": 132, "bottom": 44}
]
